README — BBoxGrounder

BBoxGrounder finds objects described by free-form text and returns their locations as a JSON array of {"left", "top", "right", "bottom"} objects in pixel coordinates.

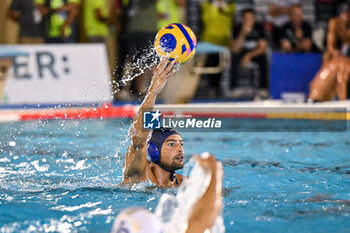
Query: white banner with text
[{"left": 1, "top": 44, "right": 112, "bottom": 105}]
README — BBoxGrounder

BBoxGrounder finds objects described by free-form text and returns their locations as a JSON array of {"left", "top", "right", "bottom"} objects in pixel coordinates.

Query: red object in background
[
  {"left": 17, "top": 104, "right": 137, "bottom": 121},
  {"left": 263, "top": 21, "right": 273, "bottom": 33}
]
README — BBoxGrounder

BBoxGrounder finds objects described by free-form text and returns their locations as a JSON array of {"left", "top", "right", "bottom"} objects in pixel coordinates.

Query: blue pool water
[{"left": 0, "top": 118, "right": 350, "bottom": 232}]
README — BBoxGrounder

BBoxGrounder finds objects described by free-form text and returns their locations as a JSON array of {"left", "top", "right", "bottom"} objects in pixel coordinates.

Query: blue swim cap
[{"left": 147, "top": 127, "right": 180, "bottom": 164}]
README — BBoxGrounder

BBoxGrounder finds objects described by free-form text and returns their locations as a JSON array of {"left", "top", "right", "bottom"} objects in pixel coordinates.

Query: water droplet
[
  {"left": 74, "top": 221, "right": 82, "bottom": 227},
  {"left": 9, "top": 141, "right": 16, "bottom": 147}
]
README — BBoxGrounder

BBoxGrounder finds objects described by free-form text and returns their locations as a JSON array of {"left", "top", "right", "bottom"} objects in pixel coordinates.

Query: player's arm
[
  {"left": 326, "top": 18, "right": 339, "bottom": 57},
  {"left": 123, "top": 59, "right": 175, "bottom": 182},
  {"left": 186, "top": 153, "right": 223, "bottom": 233}
]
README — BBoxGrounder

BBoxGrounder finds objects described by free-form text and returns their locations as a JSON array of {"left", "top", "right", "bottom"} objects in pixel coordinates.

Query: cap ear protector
[{"left": 147, "top": 142, "right": 160, "bottom": 164}]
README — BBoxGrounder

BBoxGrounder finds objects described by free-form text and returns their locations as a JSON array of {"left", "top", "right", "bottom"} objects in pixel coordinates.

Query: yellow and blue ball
[{"left": 154, "top": 23, "right": 197, "bottom": 64}]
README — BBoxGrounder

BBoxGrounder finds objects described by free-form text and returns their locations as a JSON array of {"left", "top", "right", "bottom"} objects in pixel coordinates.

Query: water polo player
[
  {"left": 122, "top": 58, "right": 184, "bottom": 188},
  {"left": 113, "top": 153, "right": 224, "bottom": 233}
]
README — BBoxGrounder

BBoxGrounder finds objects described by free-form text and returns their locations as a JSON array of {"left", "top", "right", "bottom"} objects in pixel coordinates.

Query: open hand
[
  {"left": 187, "top": 152, "right": 223, "bottom": 233},
  {"left": 149, "top": 58, "right": 176, "bottom": 95}
]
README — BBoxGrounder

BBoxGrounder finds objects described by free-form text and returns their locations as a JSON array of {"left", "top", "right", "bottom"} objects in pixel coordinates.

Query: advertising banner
[{"left": 0, "top": 44, "right": 112, "bottom": 105}]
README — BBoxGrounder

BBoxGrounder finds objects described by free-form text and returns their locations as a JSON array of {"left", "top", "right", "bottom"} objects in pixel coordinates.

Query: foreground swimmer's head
[
  {"left": 147, "top": 127, "right": 184, "bottom": 172},
  {"left": 111, "top": 207, "right": 162, "bottom": 233}
]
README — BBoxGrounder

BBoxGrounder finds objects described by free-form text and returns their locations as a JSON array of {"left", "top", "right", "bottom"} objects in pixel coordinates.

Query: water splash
[
  {"left": 155, "top": 158, "right": 225, "bottom": 233},
  {"left": 111, "top": 42, "right": 160, "bottom": 95}
]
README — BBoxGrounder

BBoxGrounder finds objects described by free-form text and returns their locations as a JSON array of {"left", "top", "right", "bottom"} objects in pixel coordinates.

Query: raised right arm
[{"left": 123, "top": 59, "right": 175, "bottom": 182}]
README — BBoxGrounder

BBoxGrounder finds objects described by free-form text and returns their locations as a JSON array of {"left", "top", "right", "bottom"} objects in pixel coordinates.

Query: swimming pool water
[{"left": 0, "top": 118, "right": 349, "bottom": 232}]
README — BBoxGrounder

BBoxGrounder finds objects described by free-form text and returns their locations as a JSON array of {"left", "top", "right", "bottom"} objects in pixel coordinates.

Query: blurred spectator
[
  {"left": 115, "top": 0, "right": 158, "bottom": 98},
  {"left": 113, "top": 0, "right": 122, "bottom": 31},
  {"left": 83, "top": 0, "right": 109, "bottom": 43},
  {"left": 323, "top": 3, "right": 350, "bottom": 63},
  {"left": 231, "top": 9, "right": 268, "bottom": 95},
  {"left": 200, "top": 0, "right": 235, "bottom": 47},
  {"left": 279, "top": 5, "right": 313, "bottom": 52},
  {"left": 7, "top": 0, "right": 43, "bottom": 44},
  {"left": 268, "top": 0, "right": 300, "bottom": 49},
  {"left": 199, "top": 0, "right": 235, "bottom": 97},
  {"left": 157, "top": 0, "right": 185, "bottom": 29},
  {"left": 35, "top": 0, "right": 80, "bottom": 43}
]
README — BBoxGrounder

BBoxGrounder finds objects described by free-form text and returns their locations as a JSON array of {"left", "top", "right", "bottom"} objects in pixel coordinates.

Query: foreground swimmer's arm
[
  {"left": 186, "top": 153, "right": 223, "bottom": 233},
  {"left": 123, "top": 59, "right": 176, "bottom": 183},
  {"left": 112, "top": 153, "right": 223, "bottom": 233}
]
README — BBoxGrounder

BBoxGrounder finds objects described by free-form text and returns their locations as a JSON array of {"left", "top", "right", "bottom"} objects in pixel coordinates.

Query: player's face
[{"left": 160, "top": 134, "right": 184, "bottom": 171}]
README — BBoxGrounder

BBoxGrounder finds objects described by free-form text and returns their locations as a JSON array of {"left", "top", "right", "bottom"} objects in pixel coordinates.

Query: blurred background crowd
[{"left": 0, "top": 0, "right": 349, "bottom": 102}]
